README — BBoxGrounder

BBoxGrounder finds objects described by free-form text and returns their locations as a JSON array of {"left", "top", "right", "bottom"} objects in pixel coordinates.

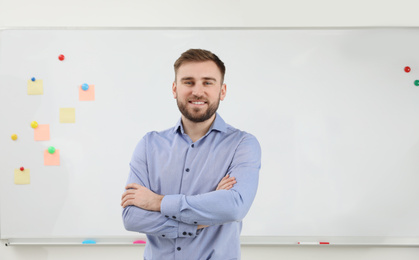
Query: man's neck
[{"left": 182, "top": 114, "right": 216, "bottom": 143}]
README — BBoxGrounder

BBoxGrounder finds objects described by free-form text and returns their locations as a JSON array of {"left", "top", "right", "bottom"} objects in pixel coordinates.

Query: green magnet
[
  {"left": 48, "top": 146, "right": 56, "bottom": 154},
  {"left": 415, "top": 80, "right": 419, "bottom": 86}
]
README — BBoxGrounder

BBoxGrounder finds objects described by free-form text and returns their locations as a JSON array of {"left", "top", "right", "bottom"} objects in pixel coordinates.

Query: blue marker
[
  {"left": 82, "top": 240, "right": 96, "bottom": 244},
  {"left": 82, "top": 83, "right": 89, "bottom": 91},
  {"left": 31, "top": 77, "right": 36, "bottom": 82}
]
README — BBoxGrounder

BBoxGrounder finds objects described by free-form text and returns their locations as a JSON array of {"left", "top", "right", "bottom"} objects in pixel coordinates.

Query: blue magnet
[
  {"left": 82, "top": 240, "right": 96, "bottom": 244},
  {"left": 31, "top": 77, "right": 36, "bottom": 82},
  {"left": 82, "top": 83, "right": 89, "bottom": 91}
]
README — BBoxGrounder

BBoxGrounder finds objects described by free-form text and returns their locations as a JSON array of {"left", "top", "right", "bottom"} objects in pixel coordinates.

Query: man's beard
[{"left": 176, "top": 97, "right": 220, "bottom": 123}]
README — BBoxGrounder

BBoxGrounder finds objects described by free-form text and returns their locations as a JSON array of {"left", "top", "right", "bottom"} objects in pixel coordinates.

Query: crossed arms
[
  {"left": 121, "top": 175, "right": 236, "bottom": 229},
  {"left": 121, "top": 134, "right": 261, "bottom": 238}
]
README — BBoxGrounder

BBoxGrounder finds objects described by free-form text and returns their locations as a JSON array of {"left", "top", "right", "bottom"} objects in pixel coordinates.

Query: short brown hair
[{"left": 174, "top": 49, "right": 226, "bottom": 82}]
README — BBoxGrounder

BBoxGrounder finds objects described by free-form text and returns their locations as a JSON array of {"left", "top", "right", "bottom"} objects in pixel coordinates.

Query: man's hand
[
  {"left": 121, "top": 183, "right": 164, "bottom": 212},
  {"left": 216, "top": 175, "right": 236, "bottom": 190}
]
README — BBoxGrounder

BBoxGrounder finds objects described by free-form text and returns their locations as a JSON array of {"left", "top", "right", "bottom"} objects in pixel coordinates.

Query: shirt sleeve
[
  {"left": 160, "top": 134, "right": 261, "bottom": 226},
  {"left": 122, "top": 135, "right": 199, "bottom": 239}
]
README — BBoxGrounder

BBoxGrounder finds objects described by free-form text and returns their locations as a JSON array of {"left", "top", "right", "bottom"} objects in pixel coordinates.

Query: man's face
[{"left": 172, "top": 61, "right": 226, "bottom": 123}]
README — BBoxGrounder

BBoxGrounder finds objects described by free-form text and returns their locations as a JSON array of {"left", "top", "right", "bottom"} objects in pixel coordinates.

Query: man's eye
[
  {"left": 204, "top": 82, "right": 213, "bottom": 85},
  {"left": 184, "top": 81, "right": 193, "bottom": 85}
]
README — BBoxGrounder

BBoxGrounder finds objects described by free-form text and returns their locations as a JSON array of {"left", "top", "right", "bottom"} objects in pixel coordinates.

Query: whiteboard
[{"left": 1, "top": 29, "right": 419, "bottom": 244}]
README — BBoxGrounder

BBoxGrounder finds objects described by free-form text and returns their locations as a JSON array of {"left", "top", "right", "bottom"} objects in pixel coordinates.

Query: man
[{"left": 121, "top": 49, "right": 261, "bottom": 260}]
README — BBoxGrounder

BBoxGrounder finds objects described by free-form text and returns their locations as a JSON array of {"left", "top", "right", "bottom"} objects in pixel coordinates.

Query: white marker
[{"left": 298, "top": 242, "right": 330, "bottom": 245}]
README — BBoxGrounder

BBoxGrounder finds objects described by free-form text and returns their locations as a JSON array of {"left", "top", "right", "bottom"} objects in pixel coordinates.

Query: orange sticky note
[
  {"left": 44, "top": 149, "right": 60, "bottom": 166},
  {"left": 79, "top": 85, "right": 95, "bottom": 101},
  {"left": 14, "top": 168, "right": 30, "bottom": 184},
  {"left": 34, "top": 124, "right": 50, "bottom": 141}
]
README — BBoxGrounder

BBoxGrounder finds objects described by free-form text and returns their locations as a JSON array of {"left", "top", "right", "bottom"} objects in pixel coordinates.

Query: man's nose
[{"left": 192, "top": 83, "right": 204, "bottom": 97}]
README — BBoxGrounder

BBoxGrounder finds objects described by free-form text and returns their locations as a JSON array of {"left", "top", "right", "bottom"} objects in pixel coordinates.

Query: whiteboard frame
[
  {"left": 1, "top": 27, "right": 419, "bottom": 246},
  {"left": 3, "top": 236, "right": 419, "bottom": 246}
]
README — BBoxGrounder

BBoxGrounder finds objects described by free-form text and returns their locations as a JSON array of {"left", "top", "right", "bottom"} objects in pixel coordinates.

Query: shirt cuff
[
  {"left": 161, "top": 195, "right": 199, "bottom": 238},
  {"left": 161, "top": 194, "right": 183, "bottom": 221},
  {"left": 177, "top": 222, "right": 199, "bottom": 238},
  {"left": 158, "top": 218, "right": 180, "bottom": 239}
]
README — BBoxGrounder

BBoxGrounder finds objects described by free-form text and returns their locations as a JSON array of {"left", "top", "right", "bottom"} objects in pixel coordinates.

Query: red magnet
[
  {"left": 58, "top": 54, "right": 65, "bottom": 61},
  {"left": 20, "top": 167, "right": 24, "bottom": 171},
  {"left": 404, "top": 66, "right": 411, "bottom": 73}
]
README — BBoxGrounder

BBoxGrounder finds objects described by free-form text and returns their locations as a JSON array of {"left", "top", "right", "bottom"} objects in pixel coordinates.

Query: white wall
[
  {"left": 1, "top": 0, "right": 419, "bottom": 259},
  {"left": 1, "top": 0, "right": 419, "bottom": 28}
]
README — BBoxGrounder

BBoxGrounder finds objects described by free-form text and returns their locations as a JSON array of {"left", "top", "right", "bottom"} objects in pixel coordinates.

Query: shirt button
[
  {"left": 191, "top": 144, "right": 194, "bottom": 148},
  {"left": 194, "top": 222, "right": 197, "bottom": 224},
  {"left": 172, "top": 216, "right": 176, "bottom": 219},
  {"left": 165, "top": 215, "right": 169, "bottom": 218},
  {"left": 162, "top": 235, "right": 165, "bottom": 237},
  {"left": 177, "top": 247, "right": 181, "bottom": 251},
  {"left": 185, "top": 168, "right": 190, "bottom": 172},
  {"left": 188, "top": 233, "right": 193, "bottom": 236},
  {"left": 183, "top": 232, "right": 187, "bottom": 235}
]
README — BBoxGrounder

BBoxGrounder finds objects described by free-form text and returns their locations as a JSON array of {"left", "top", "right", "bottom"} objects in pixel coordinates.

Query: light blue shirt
[{"left": 122, "top": 114, "right": 261, "bottom": 260}]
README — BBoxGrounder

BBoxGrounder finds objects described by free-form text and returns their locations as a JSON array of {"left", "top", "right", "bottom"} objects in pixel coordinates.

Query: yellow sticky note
[
  {"left": 44, "top": 149, "right": 60, "bottom": 166},
  {"left": 79, "top": 85, "right": 95, "bottom": 101},
  {"left": 27, "top": 79, "right": 43, "bottom": 95},
  {"left": 34, "top": 124, "right": 50, "bottom": 141},
  {"left": 14, "top": 169, "right": 30, "bottom": 185},
  {"left": 60, "top": 108, "right": 75, "bottom": 123}
]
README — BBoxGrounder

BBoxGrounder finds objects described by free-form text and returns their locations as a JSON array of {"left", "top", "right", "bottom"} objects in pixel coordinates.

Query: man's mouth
[{"left": 189, "top": 100, "right": 207, "bottom": 105}]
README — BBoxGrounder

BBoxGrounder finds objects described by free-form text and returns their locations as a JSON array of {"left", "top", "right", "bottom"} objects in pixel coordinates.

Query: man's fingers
[
  {"left": 121, "top": 189, "right": 136, "bottom": 200},
  {"left": 221, "top": 183, "right": 234, "bottom": 190},
  {"left": 122, "top": 183, "right": 143, "bottom": 201},
  {"left": 121, "top": 192, "right": 134, "bottom": 201},
  {"left": 222, "top": 177, "right": 236, "bottom": 186},
  {"left": 216, "top": 176, "right": 236, "bottom": 190},
  {"left": 122, "top": 199, "right": 134, "bottom": 208},
  {"left": 125, "top": 183, "right": 140, "bottom": 190},
  {"left": 121, "top": 194, "right": 136, "bottom": 207},
  {"left": 121, "top": 194, "right": 132, "bottom": 206},
  {"left": 121, "top": 198, "right": 133, "bottom": 208}
]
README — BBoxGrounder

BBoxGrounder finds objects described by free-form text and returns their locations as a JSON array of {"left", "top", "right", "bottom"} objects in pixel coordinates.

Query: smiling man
[{"left": 121, "top": 49, "right": 261, "bottom": 260}]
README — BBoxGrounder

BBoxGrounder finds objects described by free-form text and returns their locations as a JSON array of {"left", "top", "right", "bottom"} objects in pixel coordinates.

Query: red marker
[
  {"left": 58, "top": 54, "right": 65, "bottom": 61},
  {"left": 298, "top": 242, "right": 330, "bottom": 245},
  {"left": 404, "top": 66, "right": 411, "bottom": 73},
  {"left": 20, "top": 167, "right": 24, "bottom": 171}
]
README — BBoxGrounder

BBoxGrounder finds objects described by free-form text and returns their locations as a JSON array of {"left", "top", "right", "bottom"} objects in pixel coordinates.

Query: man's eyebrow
[
  {"left": 180, "top": 77, "right": 217, "bottom": 81},
  {"left": 180, "top": 77, "right": 194, "bottom": 81},
  {"left": 202, "top": 77, "right": 216, "bottom": 81}
]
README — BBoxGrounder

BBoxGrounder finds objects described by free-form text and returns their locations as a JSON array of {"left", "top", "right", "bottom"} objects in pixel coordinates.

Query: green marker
[
  {"left": 48, "top": 146, "right": 56, "bottom": 154},
  {"left": 415, "top": 80, "right": 419, "bottom": 86}
]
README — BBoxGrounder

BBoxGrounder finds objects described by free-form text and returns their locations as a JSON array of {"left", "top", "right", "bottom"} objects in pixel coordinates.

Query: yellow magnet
[
  {"left": 11, "top": 134, "right": 18, "bottom": 140},
  {"left": 31, "top": 121, "right": 38, "bottom": 129}
]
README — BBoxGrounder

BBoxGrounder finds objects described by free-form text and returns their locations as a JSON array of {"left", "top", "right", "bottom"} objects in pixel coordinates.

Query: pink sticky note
[
  {"left": 34, "top": 124, "right": 50, "bottom": 141},
  {"left": 79, "top": 85, "right": 95, "bottom": 101},
  {"left": 133, "top": 240, "right": 146, "bottom": 244},
  {"left": 44, "top": 149, "right": 60, "bottom": 166}
]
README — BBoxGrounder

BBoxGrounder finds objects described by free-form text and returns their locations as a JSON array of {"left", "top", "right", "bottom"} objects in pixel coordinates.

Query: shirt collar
[{"left": 173, "top": 113, "right": 227, "bottom": 134}]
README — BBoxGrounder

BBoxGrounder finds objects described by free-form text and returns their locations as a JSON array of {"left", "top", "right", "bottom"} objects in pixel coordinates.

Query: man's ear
[
  {"left": 220, "top": 83, "right": 227, "bottom": 101},
  {"left": 172, "top": 82, "right": 177, "bottom": 99}
]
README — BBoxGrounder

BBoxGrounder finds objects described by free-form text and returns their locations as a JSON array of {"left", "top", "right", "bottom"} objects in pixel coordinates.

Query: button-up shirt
[{"left": 122, "top": 114, "right": 261, "bottom": 260}]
